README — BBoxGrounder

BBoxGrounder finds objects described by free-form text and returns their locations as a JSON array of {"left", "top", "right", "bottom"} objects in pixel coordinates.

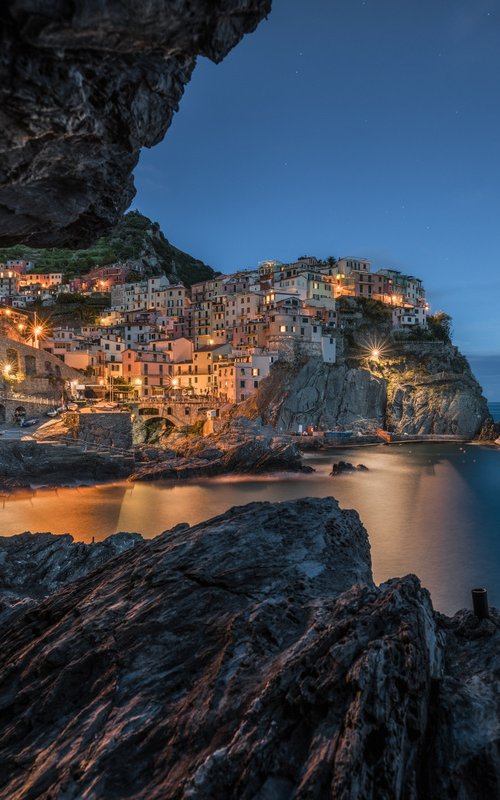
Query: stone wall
[
  {"left": 65, "top": 411, "right": 133, "bottom": 450},
  {"left": 0, "top": 397, "right": 57, "bottom": 425},
  {"left": 0, "top": 335, "right": 82, "bottom": 399}
]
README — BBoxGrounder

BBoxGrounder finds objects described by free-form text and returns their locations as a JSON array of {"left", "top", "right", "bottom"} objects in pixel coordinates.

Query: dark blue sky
[{"left": 133, "top": 0, "right": 500, "bottom": 394}]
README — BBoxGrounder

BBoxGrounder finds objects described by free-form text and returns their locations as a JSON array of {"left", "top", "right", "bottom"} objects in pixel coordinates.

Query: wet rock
[
  {"left": 0, "top": 440, "right": 134, "bottom": 490},
  {"left": 129, "top": 417, "right": 309, "bottom": 481},
  {"left": 0, "top": 1, "right": 271, "bottom": 246},
  {"left": 0, "top": 497, "right": 498, "bottom": 797},
  {"left": 0, "top": 531, "right": 143, "bottom": 600},
  {"left": 425, "top": 607, "right": 500, "bottom": 798},
  {"left": 330, "top": 460, "right": 369, "bottom": 476}
]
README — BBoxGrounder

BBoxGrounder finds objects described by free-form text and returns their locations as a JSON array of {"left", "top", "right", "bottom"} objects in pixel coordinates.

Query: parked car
[{"left": 21, "top": 417, "right": 40, "bottom": 427}]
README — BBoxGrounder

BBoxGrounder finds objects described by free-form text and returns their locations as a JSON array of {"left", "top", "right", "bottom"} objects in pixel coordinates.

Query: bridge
[{"left": 135, "top": 396, "right": 225, "bottom": 429}]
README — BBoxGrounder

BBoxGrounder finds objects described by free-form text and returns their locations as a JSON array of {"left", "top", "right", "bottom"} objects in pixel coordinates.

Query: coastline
[{"left": 1, "top": 428, "right": 497, "bottom": 494}]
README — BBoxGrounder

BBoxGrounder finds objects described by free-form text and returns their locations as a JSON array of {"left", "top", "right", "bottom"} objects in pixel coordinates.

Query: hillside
[
  {"left": 0, "top": 211, "right": 216, "bottom": 287},
  {"left": 243, "top": 298, "right": 491, "bottom": 438}
]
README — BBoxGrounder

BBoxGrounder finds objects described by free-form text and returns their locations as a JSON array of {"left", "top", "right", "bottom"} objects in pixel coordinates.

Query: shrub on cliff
[{"left": 427, "top": 312, "right": 453, "bottom": 343}]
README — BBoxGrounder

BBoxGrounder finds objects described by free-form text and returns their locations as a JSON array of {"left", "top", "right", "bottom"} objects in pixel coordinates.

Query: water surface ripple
[{"left": 2, "top": 443, "right": 499, "bottom": 615}]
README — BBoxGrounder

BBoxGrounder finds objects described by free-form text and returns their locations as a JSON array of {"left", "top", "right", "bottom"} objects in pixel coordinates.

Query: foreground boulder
[
  {"left": 0, "top": 497, "right": 498, "bottom": 798},
  {"left": 0, "top": 0, "right": 271, "bottom": 246}
]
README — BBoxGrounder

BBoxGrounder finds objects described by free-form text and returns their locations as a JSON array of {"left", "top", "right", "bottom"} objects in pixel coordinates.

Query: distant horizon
[{"left": 467, "top": 354, "right": 500, "bottom": 403}]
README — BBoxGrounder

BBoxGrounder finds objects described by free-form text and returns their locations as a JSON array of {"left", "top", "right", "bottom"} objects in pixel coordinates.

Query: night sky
[{"left": 133, "top": 0, "right": 500, "bottom": 397}]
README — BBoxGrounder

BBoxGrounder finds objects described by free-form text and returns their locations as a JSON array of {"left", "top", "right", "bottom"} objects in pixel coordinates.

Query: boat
[{"left": 324, "top": 430, "right": 354, "bottom": 438}]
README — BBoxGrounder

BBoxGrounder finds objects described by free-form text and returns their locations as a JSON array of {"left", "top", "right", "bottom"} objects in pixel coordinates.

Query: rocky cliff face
[
  {"left": 252, "top": 344, "right": 491, "bottom": 438},
  {"left": 0, "top": 1, "right": 271, "bottom": 247},
  {"left": 0, "top": 497, "right": 498, "bottom": 799}
]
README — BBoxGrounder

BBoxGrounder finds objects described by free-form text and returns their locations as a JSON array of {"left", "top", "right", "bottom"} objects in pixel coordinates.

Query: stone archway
[
  {"left": 14, "top": 405, "right": 26, "bottom": 424},
  {"left": 143, "top": 416, "right": 176, "bottom": 443},
  {"left": 138, "top": 407, "right": 160, "bottom": 416}
]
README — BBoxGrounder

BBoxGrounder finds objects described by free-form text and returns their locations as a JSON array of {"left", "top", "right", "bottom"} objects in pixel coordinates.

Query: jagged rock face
[
  {"left": 129, "top": 417, "right": 307, "bottom": 480},
  {"left": 0, "top": 531, "right": 142, "bottom": 600},
  {"left": 0, "top": 1, "right": 271, "bottom": 247},
  {"left": 254, "top": 348, "right": 490, "bottom": 438},
  {"left": 254, "top": 359, "right": 387, "bottom": 433},
  {"left": 0, "top": 497, "right": 498, "bottom": 798}
]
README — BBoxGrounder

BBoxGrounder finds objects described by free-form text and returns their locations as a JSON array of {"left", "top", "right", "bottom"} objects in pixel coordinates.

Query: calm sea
[
  {"left": 488, "top": 402, "right": 500, "bottom": 422},
  {"left": 1, "top": 442, "right": 499, "bottom": 616}
]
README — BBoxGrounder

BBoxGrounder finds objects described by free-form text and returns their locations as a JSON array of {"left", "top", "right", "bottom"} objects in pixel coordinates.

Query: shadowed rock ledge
[
  {"left": 0, "top": 497, "right": 498, "bottom": 799},
  {"left": 0, "top": 0, "right": 271, "bottom": 247}
]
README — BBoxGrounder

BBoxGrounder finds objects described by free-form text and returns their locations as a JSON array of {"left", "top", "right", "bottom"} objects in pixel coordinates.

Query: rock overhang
[{"left": 0, "top": 0, "right": 272, "bottom": 247}]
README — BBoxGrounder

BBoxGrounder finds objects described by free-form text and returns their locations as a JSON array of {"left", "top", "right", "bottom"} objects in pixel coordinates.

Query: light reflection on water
[{"left": 1, "top": 443, "right": 499, "bottom": 615}]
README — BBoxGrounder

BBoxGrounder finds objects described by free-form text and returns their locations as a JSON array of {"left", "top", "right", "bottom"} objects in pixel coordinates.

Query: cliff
[
  {"left": 0, "top": 211, "right": 215, "bottom": 287},
  {"left": 0, "top": 1, "right": 271, "bottom": 247},
  {"left": 0, "top": 497, "right": 498, "bottom": 798},
  {"left": 249, "top": 342, "right": 491, "bottom": 439}
]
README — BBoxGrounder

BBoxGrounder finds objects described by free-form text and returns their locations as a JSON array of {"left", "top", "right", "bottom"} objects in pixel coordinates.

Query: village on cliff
[{"left": 0, "top": 251, "right": 431, "bottom": 418}]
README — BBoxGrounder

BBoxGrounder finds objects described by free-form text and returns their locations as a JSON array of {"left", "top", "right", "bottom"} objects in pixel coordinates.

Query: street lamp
[{"left": 371, "top": 349, "right": 380, "bottom": 359}]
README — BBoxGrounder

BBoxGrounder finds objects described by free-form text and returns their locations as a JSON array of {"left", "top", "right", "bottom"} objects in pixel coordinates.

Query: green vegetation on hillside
[{"left": 0, "top": 211, "right": 215, "bottom": 287}]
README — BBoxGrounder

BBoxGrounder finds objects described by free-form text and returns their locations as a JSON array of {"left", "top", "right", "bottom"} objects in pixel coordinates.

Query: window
[
  {"left": 240, "top": 380, "right": 246, "bottom": 388},
  {"left": 25, "top": 355, "right": 36, "bottom": 376},
  {"left": 279, "top": 325, "right": 286, "bottom": 333}
]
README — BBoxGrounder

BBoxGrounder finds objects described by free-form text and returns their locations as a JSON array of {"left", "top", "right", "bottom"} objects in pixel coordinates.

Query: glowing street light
[{"left": 371, "top": 348, "right": 380, "bottom": 359}]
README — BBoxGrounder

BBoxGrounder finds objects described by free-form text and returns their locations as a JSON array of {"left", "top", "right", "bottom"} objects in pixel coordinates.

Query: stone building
[{"left": 0, "top": 335, "right": 82, "bottom": 399}]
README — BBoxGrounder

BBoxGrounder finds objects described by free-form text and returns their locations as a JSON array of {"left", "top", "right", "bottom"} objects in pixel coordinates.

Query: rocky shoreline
[
  {"left": 2, "top": 413, "right": 499, "bottom": 492},
  {"left": 0, "top": 418, "right": 309, "bottom": 492},
  {"left": 129, "top": 418, "right": 310, "bottom": 481},
  {"left": 0, "top": 496, "right": 498, "bottom": 798}
]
